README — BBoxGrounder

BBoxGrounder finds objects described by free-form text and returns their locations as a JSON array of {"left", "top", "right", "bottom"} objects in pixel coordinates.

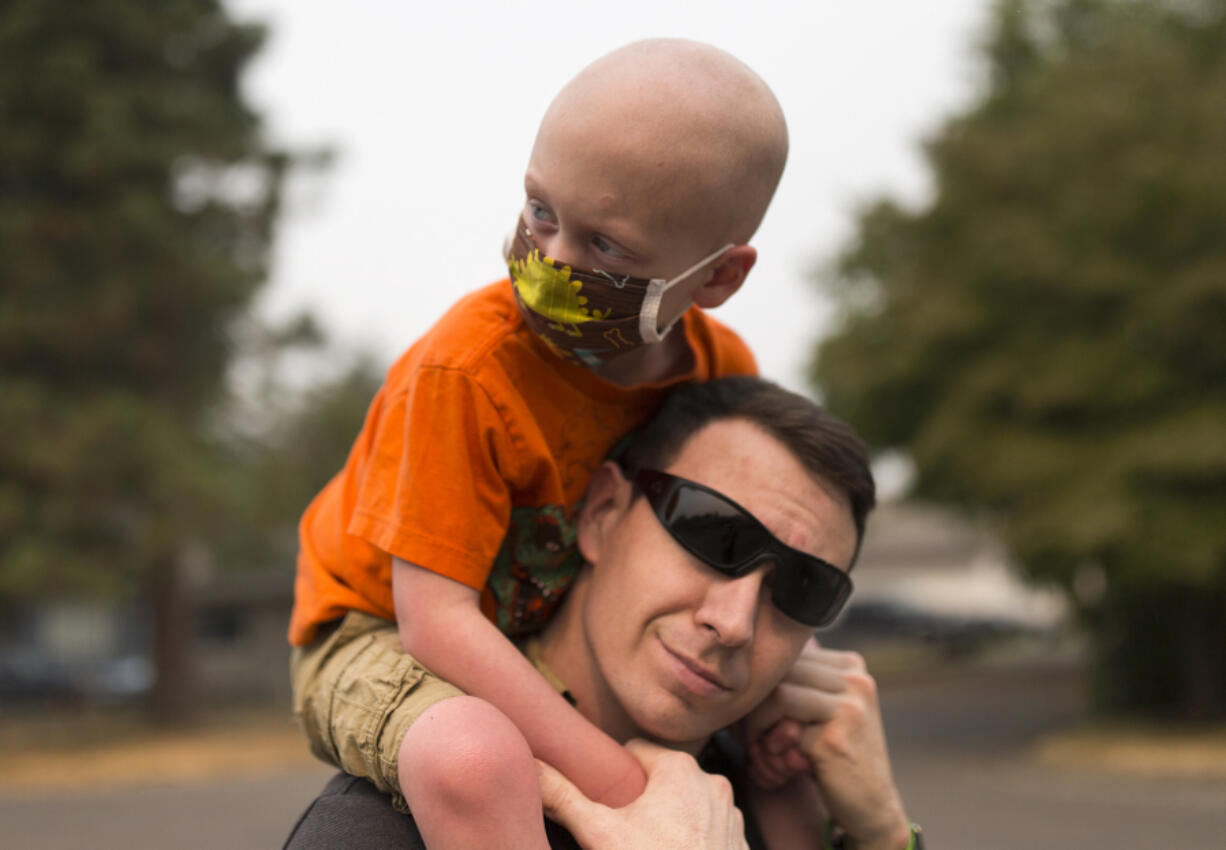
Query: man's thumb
[{"left": 538, "top": 759, "right": 601, "bottom": 830}]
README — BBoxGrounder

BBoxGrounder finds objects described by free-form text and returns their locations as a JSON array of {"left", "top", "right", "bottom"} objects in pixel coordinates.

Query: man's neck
[{"left": 534, "top": 584, "right": 637, "bottom": 744}]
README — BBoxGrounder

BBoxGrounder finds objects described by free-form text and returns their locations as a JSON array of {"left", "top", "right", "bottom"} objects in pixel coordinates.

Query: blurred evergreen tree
[
  {"left": 812, "top": 0, "right": 1226, "bottom": 717},
  {"left": 215, "top": 353, "right": 384, "bottom": 573},
  {"left": 0, "top": 1, "right": 321, "bottom": 721}
]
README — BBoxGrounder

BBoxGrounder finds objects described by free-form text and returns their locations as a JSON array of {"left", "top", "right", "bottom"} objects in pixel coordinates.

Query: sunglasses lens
[
  {"left": 637, "top": 469, "right": 853, "bottom": 628},
  {"left": 662, "top": 485, "right": 764, "bottom": 569},
  {"left": 771, "top": 563, "right": 850, "bottom": 627}
]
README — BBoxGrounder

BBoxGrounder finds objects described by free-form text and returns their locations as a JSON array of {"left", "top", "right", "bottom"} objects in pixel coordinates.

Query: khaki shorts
[{"left": 290, "top": 611, "right": 464, "bottom": 811}]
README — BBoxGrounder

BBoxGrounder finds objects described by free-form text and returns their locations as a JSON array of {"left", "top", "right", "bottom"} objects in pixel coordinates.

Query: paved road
[
  {"left": 3, "top": 662, "right": 1224, "bottom": 849},
  {"left": 879, "top": 664, "right": 1226, "bottom": 850},
  {"left": 2, "top": 767, "right": 335, "bottom": 850}
]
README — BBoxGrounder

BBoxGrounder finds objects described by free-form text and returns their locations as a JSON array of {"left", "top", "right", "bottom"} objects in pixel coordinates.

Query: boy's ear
[
  {"left": 577, "top": 461, "right": 633, "bottom": 566},
  {"left": 694, "top": 245, "right": 756, "bottom": 309}
]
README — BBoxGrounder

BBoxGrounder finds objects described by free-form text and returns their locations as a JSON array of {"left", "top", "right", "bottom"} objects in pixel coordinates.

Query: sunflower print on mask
[{"left": 509, "top": 249, "right": 611, "bottom": 338}]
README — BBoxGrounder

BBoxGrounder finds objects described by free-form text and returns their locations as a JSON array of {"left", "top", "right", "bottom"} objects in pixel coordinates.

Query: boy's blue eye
[
  {"left": 592, "top": 234, "right": 623, "bottom": 257},
  {"left": 529, "top": 202, "right": 552, "bottom": 222}
]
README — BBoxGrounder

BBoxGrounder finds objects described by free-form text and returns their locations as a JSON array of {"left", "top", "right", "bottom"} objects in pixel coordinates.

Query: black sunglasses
[{"left": 624, "top": 466, "right": 853, "bottom": 627}]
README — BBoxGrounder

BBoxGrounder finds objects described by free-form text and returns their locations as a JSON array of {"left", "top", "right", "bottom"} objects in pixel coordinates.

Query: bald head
[{"left": 535, "top": 39, "right": 788, "bottom": 247}]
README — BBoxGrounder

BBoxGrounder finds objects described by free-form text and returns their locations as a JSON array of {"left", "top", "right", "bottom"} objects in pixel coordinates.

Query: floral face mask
[{"left": 505, "top": 216, "right": 732, "bottom": 369}]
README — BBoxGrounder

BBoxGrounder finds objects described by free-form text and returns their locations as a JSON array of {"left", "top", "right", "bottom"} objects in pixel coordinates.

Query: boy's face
[{"left": 521, "top": 111, "right": 727, "bottom": 334}]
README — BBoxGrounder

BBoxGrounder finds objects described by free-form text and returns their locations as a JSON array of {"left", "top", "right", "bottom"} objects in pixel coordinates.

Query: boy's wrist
[{"left": 590, "top": 755, "right": 648, "bottom": 808}]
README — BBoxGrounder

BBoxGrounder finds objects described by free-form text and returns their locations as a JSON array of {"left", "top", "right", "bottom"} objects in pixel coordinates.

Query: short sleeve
[{"left": 348, "top": 365, "right": 516, "bottom": 590}]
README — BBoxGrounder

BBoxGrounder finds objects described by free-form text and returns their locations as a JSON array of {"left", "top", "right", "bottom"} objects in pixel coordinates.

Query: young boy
[{"left": 289, "top": 38, "right": 789, "bottom": 848}]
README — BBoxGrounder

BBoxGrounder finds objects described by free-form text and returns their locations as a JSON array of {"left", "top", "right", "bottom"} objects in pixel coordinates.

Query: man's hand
[
  {"left": 746, "top": 638, "right": 911, "bottom": 850},
  {"left": 538, "top": 739, "right": 750, "bottom": 850},
  {"left": 747, "top": 714, "right": 811, "bottom": 790}
]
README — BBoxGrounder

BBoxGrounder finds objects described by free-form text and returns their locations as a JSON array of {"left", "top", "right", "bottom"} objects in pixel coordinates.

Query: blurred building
[
  {"left": 830, "top": 501, "right": 1071, "bottom": 652},
  {"left": 0, "top": 566, "right": 296, "bottom": 711}
]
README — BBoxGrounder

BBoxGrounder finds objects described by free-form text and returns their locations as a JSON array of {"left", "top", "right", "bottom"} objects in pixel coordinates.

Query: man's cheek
[{"left": 749, "top": 643, "right": 805, "bottom": 707}]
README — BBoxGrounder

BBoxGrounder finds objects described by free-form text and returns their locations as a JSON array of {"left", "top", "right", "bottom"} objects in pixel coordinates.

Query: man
[{"left": 284, "top": 377, "right": 920, "bottom": 850}]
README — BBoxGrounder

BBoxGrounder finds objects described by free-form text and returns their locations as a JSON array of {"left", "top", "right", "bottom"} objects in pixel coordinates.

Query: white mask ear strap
[
  {"left": 638, "top": 243, "right": 735, "bottom": 343},
  {"left": 639, "top": 279, "right": 669, "bottom": 344}
]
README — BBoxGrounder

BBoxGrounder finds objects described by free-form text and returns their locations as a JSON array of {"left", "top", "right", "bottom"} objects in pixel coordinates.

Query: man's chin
[
  {"left": 638, "top": 726, "right": 711, "bottom": 757},
  {"left": 629, "top": 698, "right": 734, "bottom": 754}
]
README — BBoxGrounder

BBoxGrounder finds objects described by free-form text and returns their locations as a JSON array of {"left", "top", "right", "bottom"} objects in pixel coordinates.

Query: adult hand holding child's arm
[{"left": 539, "top": 739, "right": 750, "bottom": 850}]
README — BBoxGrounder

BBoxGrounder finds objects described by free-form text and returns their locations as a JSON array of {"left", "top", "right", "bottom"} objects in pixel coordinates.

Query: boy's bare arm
[{"left": 391, "top": 557, "right": 646, "bottom": 808}]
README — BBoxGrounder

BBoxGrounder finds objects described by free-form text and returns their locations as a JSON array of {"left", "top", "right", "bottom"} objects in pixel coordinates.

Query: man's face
[{"left": 575, "top": 418, "right": 858, "bottom": 749}]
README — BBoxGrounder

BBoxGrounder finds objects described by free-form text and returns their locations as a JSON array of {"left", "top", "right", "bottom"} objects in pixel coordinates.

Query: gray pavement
[
  {"left": 879, "top": 663, "right": 1226, "bottom": 850},
  {"left": 1, "top": 767, "right": 335, "bottom": 850},
  {"left": 3, "top": 661, "right": 1224, "bottom": 849}
]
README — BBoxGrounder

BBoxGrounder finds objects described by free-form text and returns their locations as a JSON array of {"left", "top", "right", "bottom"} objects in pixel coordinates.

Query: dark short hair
[{"left": 619, "top": 376, "right": 876, "bottom": 565}]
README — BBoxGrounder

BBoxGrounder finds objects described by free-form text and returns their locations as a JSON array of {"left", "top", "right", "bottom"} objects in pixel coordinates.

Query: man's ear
[
  {"left": 577, "top": 461, "right": 632, "bottom": 566},
  {"left": 694, "top": 245, "right": 756, "bottom": 309}
]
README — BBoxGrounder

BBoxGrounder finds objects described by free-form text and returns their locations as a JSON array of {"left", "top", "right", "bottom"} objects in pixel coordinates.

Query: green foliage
[
  {"left": 0, "top": 0, "right": 291, "bottom": 600},
  {"left": 812, "top": 0, "right": 1226, "bottom": 716},
  {"left": 214, "top": 356, "right": 385, "bottom": 571}
]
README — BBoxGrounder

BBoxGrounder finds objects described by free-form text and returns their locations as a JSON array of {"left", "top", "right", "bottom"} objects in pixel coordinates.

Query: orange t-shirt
[{"left": 288, "top": 279, "right": 756, "bottom": 646}]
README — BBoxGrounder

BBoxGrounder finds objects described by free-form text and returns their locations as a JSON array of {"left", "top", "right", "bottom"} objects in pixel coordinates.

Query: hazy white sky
[{"left": 229, "top": 0, "right": 990, "bottom": 394}]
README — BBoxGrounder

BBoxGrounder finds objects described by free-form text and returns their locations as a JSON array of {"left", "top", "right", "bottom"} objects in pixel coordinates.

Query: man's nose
[{"left": 695, "top": 570, "right": 764, "bottom": 647}]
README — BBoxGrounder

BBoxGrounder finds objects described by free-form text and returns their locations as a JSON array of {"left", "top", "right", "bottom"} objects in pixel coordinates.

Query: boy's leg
[
  {"left": 290, "top": 612, "right": 547, "bottom": 847},
  {"left": 290, "top": 611, "right": 465, "bottom": 807},
  {"left": 399, "top": 696, "right": 548, "bottom": 850}
]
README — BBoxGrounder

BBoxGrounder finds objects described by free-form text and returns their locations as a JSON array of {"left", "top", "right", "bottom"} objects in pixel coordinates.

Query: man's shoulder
[
  {"left": 282, "top": 771, "right": 582, "bottom": 850},
  {"left": 282, "top": 773, "right": 427, "bottom": 850},
  {"left": 283, "top": 735, "right": 765, "bottom": 850}
]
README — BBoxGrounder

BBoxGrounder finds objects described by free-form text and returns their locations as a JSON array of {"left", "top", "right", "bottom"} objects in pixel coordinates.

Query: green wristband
[
  {"left": 821, "top": 818, "right": 923, "bottom": 850},
  {"left": 820, "top": 817, "right": 844, "bottom": 850}
]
